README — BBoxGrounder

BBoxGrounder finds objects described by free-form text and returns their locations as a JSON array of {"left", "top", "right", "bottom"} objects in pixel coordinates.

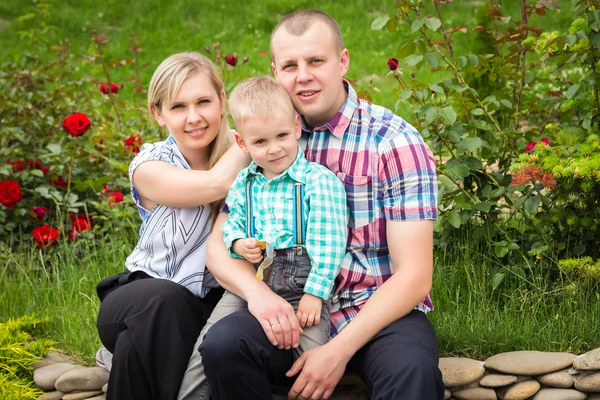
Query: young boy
[{"left": 220, "top": 75, "right": 347, "bottom": 355}]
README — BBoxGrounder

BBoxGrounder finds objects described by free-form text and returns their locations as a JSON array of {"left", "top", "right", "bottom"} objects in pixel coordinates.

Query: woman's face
[{"left": 154, "top": 72, "right": 225, "bottom": 166}]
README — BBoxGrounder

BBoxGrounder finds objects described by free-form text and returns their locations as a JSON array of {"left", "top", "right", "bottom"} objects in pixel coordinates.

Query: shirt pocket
[{"left": 336, "top": 172, "right": 374, "bottom": 229}]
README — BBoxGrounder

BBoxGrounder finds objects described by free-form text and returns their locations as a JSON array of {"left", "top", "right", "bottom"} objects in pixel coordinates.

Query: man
[{"left": 201, "top": 10, "right": 444, "bottom": 400}]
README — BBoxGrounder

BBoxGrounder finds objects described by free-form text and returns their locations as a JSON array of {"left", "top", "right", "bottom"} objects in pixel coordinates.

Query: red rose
[
  {"left": 0, "top": 180, "right": 23, "bottom": 209},
  {"left": 101, "top": 184, "right": 112, "bottom": 194},
  {"left": 70, "top": 213, "right": 93, "bottom": 232},
  {"left": 6, "top": 160, "right": 24, "bottom": 173},
  {"left": 31, "top": 206, "right": 50, "bottom": 221},
  {"left": 226, "top": 53, "right": 238, "bottom": 67},
  {"left": 63, "top": 113, "right": 91, "bottom": 137},
  {"left": 99, "top": 83, "right": 122, "bottom": 95},
  {"left": 50, "top": 175, "right": 69, "bottom": 188},
  {"left": 525, "top": 141, "right": 537, "bottom": 152},
  {"left": 25, "top": 158, "right": 49, "bottom": 175},
  {"left": 124, "top": 135, "right": 142, "bottom": 154},
  {"left": 387, "top": 57, "right": 399, "bottom": 71},
  {"left": 108, "top": 191, "right": 124, "bottom": 205},
  {"left": 540, "top": 137, "right": 552, "bottom": 146},
  {"left": 32, "top": 224, "right": 59, "bottom": 248}
]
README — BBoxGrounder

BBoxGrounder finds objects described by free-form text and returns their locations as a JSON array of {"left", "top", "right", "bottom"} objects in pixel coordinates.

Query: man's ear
[
  {"left": 340, "top": 48, "right": 350, "bottom": 77},
  {"left": 151, "top": 104, "right": 165, "bottom": 127},
  {"left": 234, "top": 132, "right": 250, "bottom": 154}
]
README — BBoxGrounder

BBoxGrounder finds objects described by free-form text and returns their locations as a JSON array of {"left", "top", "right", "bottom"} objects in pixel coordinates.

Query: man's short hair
[
  {"left": 228, "top": 76, "right": 295, "bottom": 130},
  {"left": 270, "top": 10, "right": 344, "bottom": 63}
]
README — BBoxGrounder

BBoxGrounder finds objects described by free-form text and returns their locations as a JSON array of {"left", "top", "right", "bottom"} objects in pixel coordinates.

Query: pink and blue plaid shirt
[{"left": 298, "top": 82, "right": 438, "bottom": 337}]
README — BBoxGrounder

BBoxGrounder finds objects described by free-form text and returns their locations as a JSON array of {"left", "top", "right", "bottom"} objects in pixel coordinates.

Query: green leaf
[
  {"left": 564, "top": 34, "right": 577, "bottom": 46},
  {"left": 471, "top": 108, "right": 485, "bottom": 116},
  {"left": 467, "top": 54, "right": 479, "bottom": 66},
  {"left": 458, "top": 137, "right": 484, "bottom": 152},
  {"left": 473, "top": 202, "right": 491, "bottom": 213},
  {"left": 508, "top": 243, "right": 520, "bottom": 250},
  {"left": 447, "top": 212, "right": 461, "bottom": 228},
  {"left": 424, "top": 17, "right": 442, "bottom": 32},
  {"left": 464, "top": 156, "right": 482, "bottom": 170},
  {"left": 492, "top": 272, "right": 505, "bottom": 289},
  {"left": 47, "top": 143, "right": 62, "bottom": 154},
  {"left": 386, "top": 17, "right": 398, "bottom": 33},
  {"left": 429, "top": 83, "right": 444, "bottom": 93},
  {"left": 411, "top": 19, "right": 424, "bottom": 32},
  {"left": 573, "top": 245, "right": 586, "bottom": 256},
  {"left": 397, "top": 41, "right": 416, "bottom": 59},
  {"left": 494, "top": 245, "right": 509, "bottom": 258},
  {"left": 371, "top": 16, "right": 390, "bottom": 30},
  {"left": 491, "top": 187, "right": 506, "bottom": 198},
  {"left": 450, "top": 164, "right": 471, "bottom": 178},
  {"left": 425, "top": 106, "right": 438, "bottom": 124},
  {"left": 452, "top": 85, "right": 468, "bottom": 93},
  {"left": 439, "top": 175, "right": 454, "bottom": 190},
  {"left": 439, "top": 106, "right": 457, "bottom": 125},
  {"left": 397, "top": 90, "right": 412, "bottom": 102},
  {"left": 566, "top": 83, "right": 581, "bottom": 99},
  {"left": 500, "top": 99, "right": 512, "bottom": 109},
  {"left": 30, "top": 169, "right": 44, "bottom": 177},
  {"left": 403, "top": 54, "right": 423, "bottom": 67},
  {"left": 482, "top": 185, "right": 492, "bottom": 198},
  {"left": 458, "top": 56, "right": 467, "bottom": 68},
  {"left": 424, "top": 53, "right": 438, "bottom": 69},
  {"left": 524, "top": 195, "right": 542, "bottom": 216}
]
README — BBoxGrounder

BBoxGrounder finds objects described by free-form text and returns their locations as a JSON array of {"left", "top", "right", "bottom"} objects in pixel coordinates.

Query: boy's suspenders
[{"left": 245, "top": 179, "right": 305, "bottom": 250}]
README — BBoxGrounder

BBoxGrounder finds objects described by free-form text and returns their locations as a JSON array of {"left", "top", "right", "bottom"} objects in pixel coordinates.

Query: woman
[{"left": 96, "top": 52, "right": 249, "bottom": 400}]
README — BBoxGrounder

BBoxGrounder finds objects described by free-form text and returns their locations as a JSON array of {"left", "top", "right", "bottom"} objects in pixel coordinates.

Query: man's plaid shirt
[
  {"left": 221, "top": 148, "right": 348, "bottom": 301},
  {"left": 298, "top": 82, "right": 438, "bottom": 337}
]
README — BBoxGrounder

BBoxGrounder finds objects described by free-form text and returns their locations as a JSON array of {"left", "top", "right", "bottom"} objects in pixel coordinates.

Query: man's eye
[
  {"left": 283, "top": 64, "right": 295, "bottom": 70},
  {"left": 199, "top": 99, "right": 210, "bottom": 104},
  {"left": 311, "top": 59, "right": 323, "bottom": 64}
]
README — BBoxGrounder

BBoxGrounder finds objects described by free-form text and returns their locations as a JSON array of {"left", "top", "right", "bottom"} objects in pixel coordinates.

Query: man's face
[{"left": 271, "top": 22, "right": 349, "bottom": 128}]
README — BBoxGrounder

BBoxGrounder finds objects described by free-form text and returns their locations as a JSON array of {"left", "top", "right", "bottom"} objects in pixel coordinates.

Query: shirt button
[
  {"left": 312, "top": 150, "right": 317, "bottom": 155},
  {"left": 265, "top": 183, "right": 270, "bottom": 190}
]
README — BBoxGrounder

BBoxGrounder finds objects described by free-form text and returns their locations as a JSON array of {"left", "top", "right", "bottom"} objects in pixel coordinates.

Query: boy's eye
[
  {"left": 278, "top": 132, "right": 289, "bottom": 138},
  {"left": 254, "top": 139, "right": 265, "bottom": 145}
]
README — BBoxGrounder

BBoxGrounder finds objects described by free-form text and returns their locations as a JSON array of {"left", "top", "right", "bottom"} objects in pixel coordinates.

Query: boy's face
[
  {"left": 235, "top": 111, "right": 301, "bottom": 180},
  {"left": 271, "top": 22, "right": 349, "bottom": 128}
]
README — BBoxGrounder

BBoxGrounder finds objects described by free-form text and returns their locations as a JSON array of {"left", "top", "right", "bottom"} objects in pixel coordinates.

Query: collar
[
  {"left": 300, "top": 80, "right": 358, "bottom": 138},
  {"left": 247, "top": 146, "right": 307, "bottom": 184}
]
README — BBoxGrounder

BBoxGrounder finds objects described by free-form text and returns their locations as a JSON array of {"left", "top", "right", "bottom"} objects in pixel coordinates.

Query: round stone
[
  {"left": 102, "top": 383, "right": 108, "bottom": 392},
  {"left": 62, "top": 391, "right": 103, "bottom": 400},
  {"left": 537, "top": 369, "right": 573, "bottom": 388},
  {"left": 452, "top": 386, "right": 497, "bottom": 400},
  {"left": 531, "top": 388, "right": 587, "bottom": 400},
  {"left": 587, "top": 394, "right": 600, "bottom": 400},
  {"left": 439, "top": 357, "right": 485, "bottom": 387},
  {"left": 574, "top": 371, "right": 600, "bottom": 392},
  {"left": 485, "top": 351, "right": 575, "bottom": 376},
  {"left": 32, "top": 352, "right": 75, "bottom": 370},
  {"left": 573, "top": 347, "right": 600, "bottom": 371},
  {"left": 497, "top": 380, "right": 541, "bottom": 400},
  {"left": 40, "top": 391, "right": 65, "bottom": 400},
  {"left": 33, "top": 362, "right": 80, "bottom": 391},
  {"left": 55, "top": 366, "right": 109, "bottom": 393},
  {"left": 480, "top": 374, "right": 518, "bottom": 387},
  {"left": 444, "top": 389, "right": 451, "bottom": 400}
]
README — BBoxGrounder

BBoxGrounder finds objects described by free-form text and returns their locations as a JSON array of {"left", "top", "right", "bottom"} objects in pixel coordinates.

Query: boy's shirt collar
[
  {"left": 246, "top": 146, "right": 307, "bottom": 184},
  {"left": 300, "top": 80, "right": 358, "bottom": 138}
]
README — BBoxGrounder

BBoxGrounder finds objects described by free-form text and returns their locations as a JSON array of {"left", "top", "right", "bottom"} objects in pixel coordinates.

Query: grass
[
  {"left": 0, "top": 0, "right": 575, "bottom": 112},
  {"left": 2, "top": 226, "right": 599, "bottom": 363}
]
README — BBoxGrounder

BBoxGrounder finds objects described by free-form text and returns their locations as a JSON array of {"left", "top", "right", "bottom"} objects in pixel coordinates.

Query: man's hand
[
  {"left": 232, "top": 238, "right": 263, "bottom": 264},
  {"left": 247, "top": 288, "right": 302, "bottom": 350},
  {"left": 286, "top": 340, "right": 351, "bottom": 400},
  {"left": 296, "top": 293, "right": 322, "bottom": 328}
]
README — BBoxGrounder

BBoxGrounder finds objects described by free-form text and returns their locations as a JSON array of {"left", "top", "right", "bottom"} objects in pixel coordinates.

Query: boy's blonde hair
[
  {"left": 270, "top": 10, "right": 344, "bottom": 63},
  {"left": 228, "top": 76, "right": 295, "bottom": 130},
  {"left": 147, "top": 52, "right": 233, "bottom": 224}
]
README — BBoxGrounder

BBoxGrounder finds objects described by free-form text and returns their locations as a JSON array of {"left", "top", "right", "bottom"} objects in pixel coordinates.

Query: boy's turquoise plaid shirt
[{"left": 221, "top": 147, "right": 348, "bottom": 301}]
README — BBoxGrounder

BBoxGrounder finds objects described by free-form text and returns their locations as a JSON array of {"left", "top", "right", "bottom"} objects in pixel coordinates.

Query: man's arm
[
  {"left": 287, "top": 219, "right": 433, "bottom": 399},
  {"left": 206, "top": 212, "right": 301, "bottom": 349}
]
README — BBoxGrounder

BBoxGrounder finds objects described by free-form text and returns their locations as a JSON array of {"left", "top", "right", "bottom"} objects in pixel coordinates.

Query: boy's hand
[
  {"left": 296, "top": 293, "right": 322, "bottom": 328},
  {"left": 232, "top": 238, "right": 263, "bottom": 264}
]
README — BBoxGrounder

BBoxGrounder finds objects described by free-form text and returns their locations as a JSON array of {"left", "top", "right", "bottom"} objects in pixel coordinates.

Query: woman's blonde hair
[{"left": 148, "top": 52, "right": 233, "bottom": 224}]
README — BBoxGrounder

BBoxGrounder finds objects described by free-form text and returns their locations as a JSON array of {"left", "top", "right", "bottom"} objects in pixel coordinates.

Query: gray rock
[
  {"left": 444, "top": 389, "right": 451, "bottom": 400},
  {"left": 574, "top": 371, "right": 600, "bottom": 392},
  {"left": 102, "top": 383, "right": 108, "bottom": 392},
  {"left": 33, "top": 352, "right": 75, "bottom": 370},
  {"left": 573, "top": 347, "right": 600, "bottom": 371},
  {"left": 39, "top": 391, "right": 64, "bottom": 400},
  {"left": 480, "top": 374, "right": 518, "bottom": 387},
  {"left": 439, "top": 357, "right": 485, "bottom": 387},
  {"left": 62, "top": 391, "right": 103, "bottom": 400},
  {"left": 496, "top": 379, "right": 541, "bottom": 400},
  {"left": 587, "top": 394, "right": 600, "bottom": 400},
  {"left": 452, "top": 385, "right": 497, "bottom": 400},
  {"left": 485, "top": 351, "right": 575, "bottom": 376},
  {"left": 33, "top": 363, "right": 80, "bottom": 391},
  {"left": 531, "top": 388, "right": 587, "bottom": 400},
  {"left": 536, "top": 369, "right": 573, "bottom": 388},
  {"left": 55, "top": 367, "right": 109, "bottom": 393}
]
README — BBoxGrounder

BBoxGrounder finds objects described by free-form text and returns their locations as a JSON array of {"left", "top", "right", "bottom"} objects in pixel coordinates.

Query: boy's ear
[
  {"left": 271, "top": 62, "right": 277, "bottom": 77},
  {"left": 234, "top": 132, "right": 250, "bottom": 154},
  {"left": 294, "top": 114, "right": 302, "bottom": 139}
]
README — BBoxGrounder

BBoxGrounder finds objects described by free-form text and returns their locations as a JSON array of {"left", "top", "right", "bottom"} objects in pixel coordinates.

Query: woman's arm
[{"left": 133, "top": 144, "right": 250, "bottom": 209}]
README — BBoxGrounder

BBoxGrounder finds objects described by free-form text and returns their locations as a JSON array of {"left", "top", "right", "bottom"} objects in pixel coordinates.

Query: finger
[
  {"left": 300, "top": 312, "right": 309, "bottom": 328},
  {"left": 306, "top": 313, "right": 315, "bottom": 328},
  {"left": 310, "top": 385, "right": 326, "bottom": 400},
  {"left": 322, "top": 388, "right": 334, "bottom": 399},
  {"left": 285, "top": 305, "right": 301, "bottom": 348},
  {"left": 278, "top": 316, "right": 293, "bottom": 349},
  {"left": 258, "top": 319, "right": 278, "bottom": 347},
  {"left": 300, "top": 380, "right": 318, "bottom": 400},
  {"left": 314, "top": 312, "right": 320, "bottom": 326},
  {"left": 270, "top": 321, "right": 285, "bottom": 349},
  {"left": 286, "top": 353, "right": 306, "bottom": 377}
]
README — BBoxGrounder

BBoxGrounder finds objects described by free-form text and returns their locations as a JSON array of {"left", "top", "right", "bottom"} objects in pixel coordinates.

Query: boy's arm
[
  {"left": 303, "top": 172, "right": 348, "bottom": 300},
  {"left": 221, "top": 175, "right": 250, "bottom": 259}
]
